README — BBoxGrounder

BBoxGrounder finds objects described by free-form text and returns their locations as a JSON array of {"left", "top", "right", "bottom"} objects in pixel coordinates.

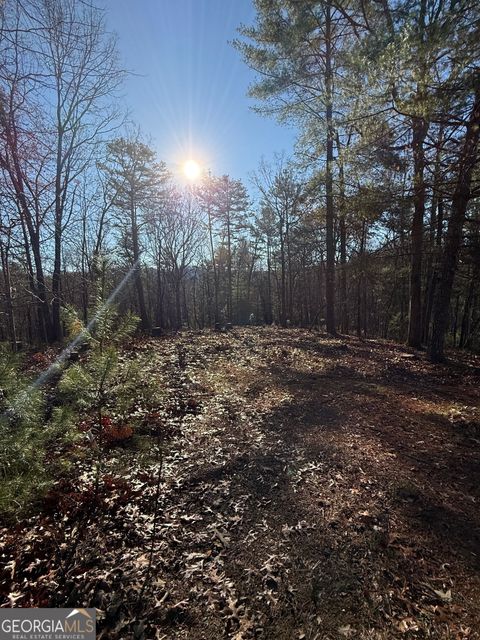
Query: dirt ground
[{"left": 1, "top": 327, "right": 480, "bottom": 639}]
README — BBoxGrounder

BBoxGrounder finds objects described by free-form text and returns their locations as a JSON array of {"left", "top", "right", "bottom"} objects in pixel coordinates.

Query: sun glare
[{"left": 183, "top": 159, "right": 201, "bottom": 182}]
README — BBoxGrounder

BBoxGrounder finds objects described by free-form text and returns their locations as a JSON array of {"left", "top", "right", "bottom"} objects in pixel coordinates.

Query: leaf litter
[{"left": 1, "top": 327, "right": 480, "bottom": 639}]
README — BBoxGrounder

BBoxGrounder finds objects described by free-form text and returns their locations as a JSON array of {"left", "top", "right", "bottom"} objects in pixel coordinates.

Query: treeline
[{"left": 0, "top": 0, "right": 479, "bottom": 361}]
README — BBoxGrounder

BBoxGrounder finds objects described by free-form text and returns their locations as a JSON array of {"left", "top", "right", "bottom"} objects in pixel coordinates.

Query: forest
[{"left": 0, "top": 0, "right": 479, "bottom": 638}]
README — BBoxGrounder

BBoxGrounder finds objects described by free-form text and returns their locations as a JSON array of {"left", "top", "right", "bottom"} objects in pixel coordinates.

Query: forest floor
[{"left": 1, "top": 327, "right": 480, "bottom": 639}]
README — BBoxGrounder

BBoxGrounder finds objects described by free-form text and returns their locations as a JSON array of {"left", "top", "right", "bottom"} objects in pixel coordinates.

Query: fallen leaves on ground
[{"left": 1, "top": 327, "right": 480, "bottom": 639}]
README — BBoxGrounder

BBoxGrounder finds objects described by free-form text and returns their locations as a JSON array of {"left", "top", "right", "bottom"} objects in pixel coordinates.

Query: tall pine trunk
[
  {"left": 226, "top": 210, "right": 232, "bottom": 323},
  {"left": 428, "top": 88, "right": 480, "bottom": 362},
  {"left": 325, "top": 0, "right": 336, "bottom": 335},
  {"left": 337, "top": 133, "right": 348, "bottom": 333},
  {"left": 407, "top": 0, "right": 428, "bottom": 348},
  {"left": 422, "top": 126, "right": 444, "bottom": 342},
  {"left": 407, "top": 116, "right": 428, "bottom": 348}
]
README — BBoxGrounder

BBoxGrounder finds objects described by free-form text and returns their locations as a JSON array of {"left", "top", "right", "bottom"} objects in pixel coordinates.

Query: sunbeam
[{"left": 9, "top": 262, "right": 140, "bottom": 414}]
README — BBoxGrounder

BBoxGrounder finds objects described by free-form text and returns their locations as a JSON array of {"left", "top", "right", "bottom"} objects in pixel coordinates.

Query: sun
[{"left": 183, "top": 159, "right": 201, "bottom": 182}]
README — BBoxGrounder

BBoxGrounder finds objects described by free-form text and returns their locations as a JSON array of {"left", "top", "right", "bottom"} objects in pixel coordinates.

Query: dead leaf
[{"left": 434, "top": 588, "right": 452, "bottom": 603}]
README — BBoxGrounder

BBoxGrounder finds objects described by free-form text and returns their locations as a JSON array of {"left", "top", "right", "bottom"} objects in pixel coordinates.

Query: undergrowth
[
  {"left": 0, "top": 346, "right": 76, "bottom": 518},
  {"left": 0, "top": 298, "right": 141, "bottom": 521}
]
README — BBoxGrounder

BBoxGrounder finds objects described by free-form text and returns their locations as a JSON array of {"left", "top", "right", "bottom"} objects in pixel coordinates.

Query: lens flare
[{"left": 183, "top": 159, "right": 201, "bottom": 181}]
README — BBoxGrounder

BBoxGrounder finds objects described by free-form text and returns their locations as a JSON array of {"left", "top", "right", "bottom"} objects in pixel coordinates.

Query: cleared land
[{"left": 1, "top": 327, "right": 480, "bottom": 639}]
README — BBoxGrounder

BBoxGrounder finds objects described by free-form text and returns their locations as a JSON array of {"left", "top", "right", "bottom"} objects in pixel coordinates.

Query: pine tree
[
  {"left": 235, "top": 0, "right": 360, "bottom": 334},
  {"left": 100, "top": 133, "right": 171, "bottom": 330}
]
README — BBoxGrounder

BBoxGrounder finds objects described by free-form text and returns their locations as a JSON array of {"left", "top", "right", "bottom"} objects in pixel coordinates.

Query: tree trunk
[
  {"left": 422, "top": 126, "right": 444, "bottom": 342},
  {"left": 460, "top": 268, "right": 476, "bottom": 348},
  {"left": 279, "top": 221, "right": 287, "bottom": 327},
  {"left": 174, "top": 274, "right": 182, "bottom": 330},
  {"left": 0, "top": 241, "right": 17, "bottom": 347},
  {"left": 207, "top": 201, "right": 219, "bottom": 324},
  {"left": 266, "top": 239, "right": 273, "bottom": 324},
  {"left": 407, "top": 116, "right": 429, "bottom": 348},
  {"left": 428, "top": 88, "right": 480, "bottom": 362},
  {"left": 227, "top": 209, "right": 233, "bottom": 323},
  {"left": 336, "top": 132, "right": 348, "bottom": 333},
  {"left": 324, "top": 0, "right": 336, "bottom": 335},
  {"left": 130, "top": 198, "right": 149, "bottom": 330},
  {"left": 357, "top": 220, "right": 366, "bottom": 338},
  {"left": 51, "top": 122, "right": 64, "bottom": 342},
  {"left": 5, "top": 127, "right": 52, "bottom": 341}
]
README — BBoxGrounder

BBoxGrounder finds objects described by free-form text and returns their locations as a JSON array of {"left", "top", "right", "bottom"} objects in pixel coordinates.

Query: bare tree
[
  {"left": 37, "top": 0, "right": 125, "bottom": 339},
  {"left": 0, "top": 0, "right": 124, "bottom": 341},
  {"left": 159, "top": 191, "right": 202, "bottom": 329},
  {"left": 252, "top": 159, "right": 303, "bottom": 326}
]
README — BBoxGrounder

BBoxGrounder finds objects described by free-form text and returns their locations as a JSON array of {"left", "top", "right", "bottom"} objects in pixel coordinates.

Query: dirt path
[{"left": 1, "top": 328, "right": 480, "bottom": 639}]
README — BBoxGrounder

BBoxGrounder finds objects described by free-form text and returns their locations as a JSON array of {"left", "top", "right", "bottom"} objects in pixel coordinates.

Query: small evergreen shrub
[
  {"left": 0, "top": 297, "right": 140, "bottom": 518},
  {"left": 58, "top": 300, "right": 140, "bottom": 443},
  {"left": 0, "top": 347, "right": 68, "bottom": 518}
]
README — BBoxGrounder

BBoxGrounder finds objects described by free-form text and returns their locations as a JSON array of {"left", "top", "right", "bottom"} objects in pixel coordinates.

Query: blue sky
[{"left": 101, "top": 0, "right": 297, "bottom": 184}]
